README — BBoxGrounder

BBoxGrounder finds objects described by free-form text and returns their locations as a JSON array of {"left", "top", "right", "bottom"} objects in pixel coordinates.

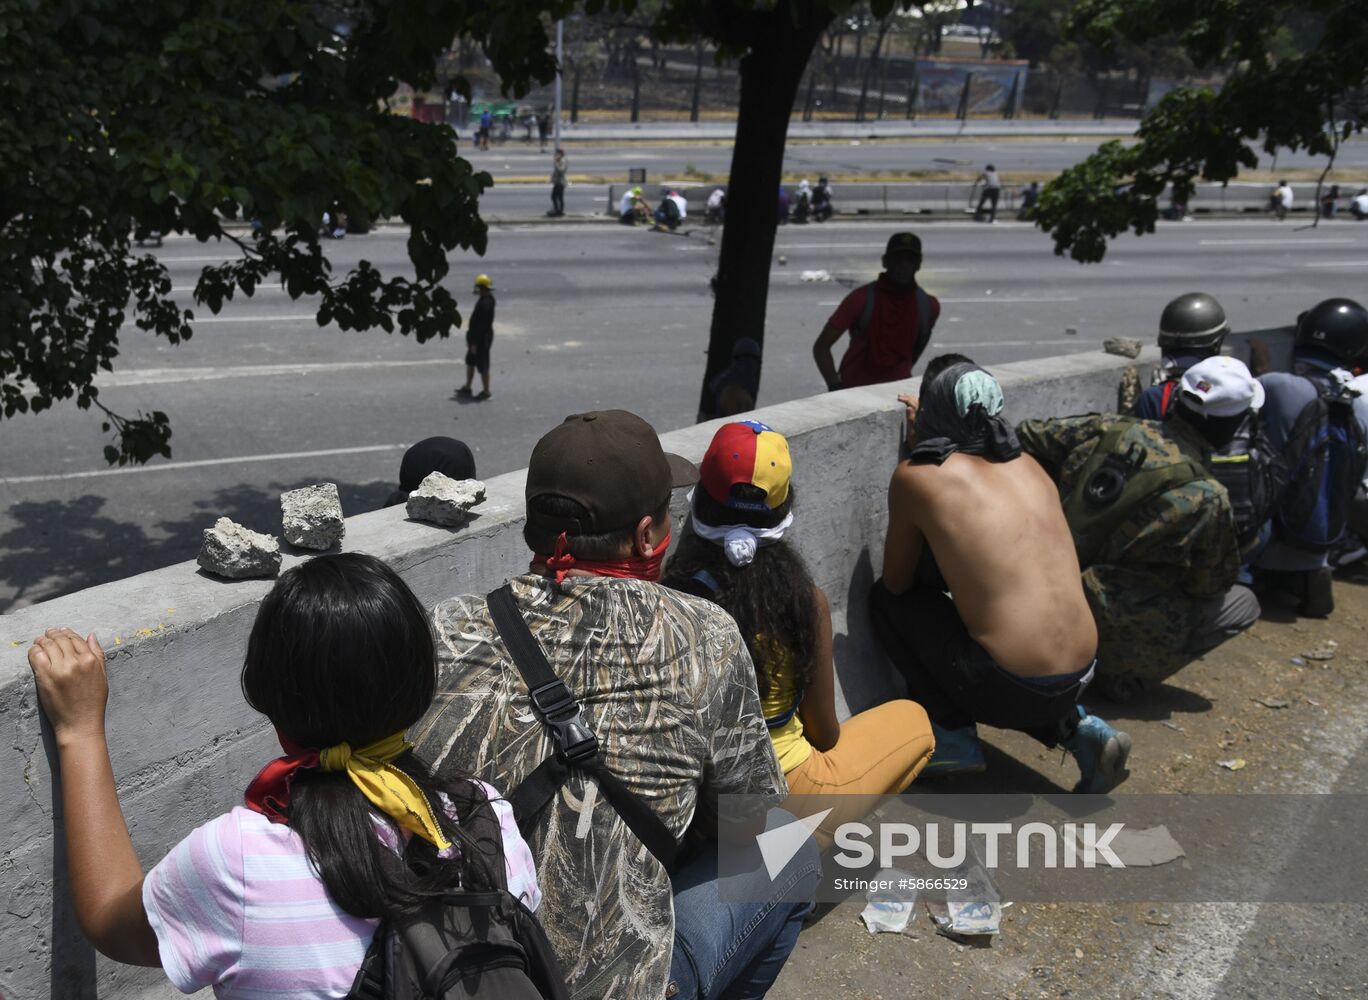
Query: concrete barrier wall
[
  {"left": 0, "top": 338, "right": 1291, "bottom": 999},
  {"left": 606, "top": 182, "right": 1354, "bottom": 218}
]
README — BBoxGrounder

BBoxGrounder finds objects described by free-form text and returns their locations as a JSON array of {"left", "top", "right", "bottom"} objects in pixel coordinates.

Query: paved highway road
[{"left": 3, "top": 217, "right": 1367, "bottom": 608}]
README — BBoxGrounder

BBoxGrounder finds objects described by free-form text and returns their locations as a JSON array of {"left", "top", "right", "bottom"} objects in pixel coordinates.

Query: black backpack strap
[
  {"left": 913, "top": 286, "right": 934, "bottom": 361},
  {"left": 851, "top": 282, "right": 876, "bottom": 336},
  {"left": 486, "top": 585, "right": 681, "bottom": 870}
]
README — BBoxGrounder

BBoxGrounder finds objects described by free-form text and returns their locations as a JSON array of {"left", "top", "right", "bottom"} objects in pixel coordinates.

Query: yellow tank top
[{"left": 759, "top": 642, "right": 812, "bottom": 774}]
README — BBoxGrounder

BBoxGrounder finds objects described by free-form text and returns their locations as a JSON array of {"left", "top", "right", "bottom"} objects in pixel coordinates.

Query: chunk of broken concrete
[
  {"left": 1103, "top": 336, "right": 1143, "bottom": 359},
  {"left": 281, "top": 483, "right": 345, "bottom": 550},
  {"left": 198, "top": 517, "right": 281, "bottom": 579},
  {"left": 406, "top": 473, "right": 487, "bottom": 527}
]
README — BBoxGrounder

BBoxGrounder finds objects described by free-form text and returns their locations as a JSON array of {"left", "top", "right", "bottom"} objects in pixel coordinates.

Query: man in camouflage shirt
[
  {"left": 413, "top": 410, "right": 811, "bottom": 1000},
  {"left": 1018, "top": 385, "right": 1260, "bottom": 702}
]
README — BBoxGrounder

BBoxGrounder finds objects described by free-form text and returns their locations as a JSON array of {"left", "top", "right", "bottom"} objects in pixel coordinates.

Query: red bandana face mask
[{"left": 531, "top": 530, "right": 672, "bottom": 584}]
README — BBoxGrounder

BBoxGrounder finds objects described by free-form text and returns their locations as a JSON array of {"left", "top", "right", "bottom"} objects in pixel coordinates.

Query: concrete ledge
[{"left": 0, "top": 341, "right": 1244, "bottom": 999}]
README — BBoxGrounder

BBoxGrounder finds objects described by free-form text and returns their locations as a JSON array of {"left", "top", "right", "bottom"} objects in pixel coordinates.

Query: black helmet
[
  {"left": 1295, "top": 298, "right": 1368, "bottom": 362},
  {"left": 1157, "top": 292, "right": 1230, "bottom": 353}
]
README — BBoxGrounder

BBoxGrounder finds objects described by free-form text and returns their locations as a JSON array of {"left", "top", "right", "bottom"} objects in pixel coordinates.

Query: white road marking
[
  {"left": 1, "top": 444, "right": 408, "bottom": 485},
  {"left": 1199, "top": 238, "right": 1355, "bottom": 246},
  {"left": 1303, "top": 260, "right": 1368, "bottom": 268},
  {"left": 937, "top": 295, "right": 1081, "bottom": 304},
  {"left": 94, "top": 359, "right": 455, "bottom": 388},
  {"left": 121, "top": 313, "right": 319, "bottom": 327}
]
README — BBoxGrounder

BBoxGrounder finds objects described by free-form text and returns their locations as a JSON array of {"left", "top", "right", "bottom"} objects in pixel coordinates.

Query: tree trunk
[
  {"left": 856, "top": 17, "right": 891, "bottom": 122},
  {"left": 631, "top": 59, "right": 641, "bottom": 122},
  {"left": 696, "top": 12, "right": 832, "bottom": 421},
  {"left": 571, "top": 64, "right": 581, "bottom": 123},
  {"left": 691, "top": 42, "right": 704, "bottom": 122}
]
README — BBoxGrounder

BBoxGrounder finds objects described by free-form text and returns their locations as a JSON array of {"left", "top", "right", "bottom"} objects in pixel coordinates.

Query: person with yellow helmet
[{"left": 456, "top": 275, "right": 496, "bottom": 401}]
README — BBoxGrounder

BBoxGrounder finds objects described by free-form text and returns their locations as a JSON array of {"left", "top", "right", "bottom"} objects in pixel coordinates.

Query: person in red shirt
[{"left": 812, "top": 232, "right": 941, "bottom": 391}]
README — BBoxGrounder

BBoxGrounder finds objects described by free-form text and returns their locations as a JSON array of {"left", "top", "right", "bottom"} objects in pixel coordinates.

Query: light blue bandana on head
[{"left": 910, "top": 362, "right": 1023, "bottom": 466}]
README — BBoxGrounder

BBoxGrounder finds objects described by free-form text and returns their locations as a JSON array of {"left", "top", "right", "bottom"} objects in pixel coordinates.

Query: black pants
[
  {"left": 868, "top": 580, "right": 1089, "bottom": 747},
  {"left": 551, "top": 184, "right": 564, "bottom": 215},
  {"left": 976, "top": 188, "right": 1000, "bottom": 222}
]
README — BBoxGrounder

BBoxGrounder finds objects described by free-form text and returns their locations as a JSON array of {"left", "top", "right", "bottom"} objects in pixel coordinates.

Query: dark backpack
[
  {"left": 1061, "top": 418, "right": 1209, "bottom": 568},
  {"left": 1208, "top": 411, "right": 1276, "bottom": 554},
  {"left": 347, "top": 781, "right": 570, "bottom": 1000},
  {"left": 1273, "top": 373, "right": 1368, "bottom": 553},
  {"left": 851, "top": 283, "right": 933, "bottom": 363}
]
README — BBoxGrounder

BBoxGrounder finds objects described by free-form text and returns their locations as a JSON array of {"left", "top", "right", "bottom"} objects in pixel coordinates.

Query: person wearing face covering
[
  {"left": 869, "top": 355, "right": 1131, "bottom": 793},
  {"left": 1018, "top": 357, "right": 1261, "bottom": 705},
  {"left": 664, "top": 421, "right": 934, "bottom": 847},
  {"left": 384, "top": 437, "right": 477, "bottom": 508}
]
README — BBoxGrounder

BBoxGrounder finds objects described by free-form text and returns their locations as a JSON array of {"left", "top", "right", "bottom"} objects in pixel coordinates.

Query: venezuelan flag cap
[{"left": 699, "top": 420, "right": 792, "bottom": 513}]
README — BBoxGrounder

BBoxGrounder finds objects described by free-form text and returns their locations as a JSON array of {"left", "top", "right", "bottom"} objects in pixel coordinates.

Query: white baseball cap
[{"left": 1179, "top": 356, "right": 1265, "bottom": 418}]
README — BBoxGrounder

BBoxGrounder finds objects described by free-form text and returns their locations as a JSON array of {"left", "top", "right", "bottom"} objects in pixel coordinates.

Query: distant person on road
[
  {"left": 777, "top": 185, "right": 791, "bottom": 225},
  {"left": 705, "top": 186, "right": 726, "bottom": 225},
  {"left": 652, "top": 188, "right": 686, "bottom": 232},
  {"left": 812, "top": 231, "right": 941, "bottom": 391},
  {"left": 619, "top": 186, "right": 649, "bottom": 225},
  {"left": 1321, "top": 184, "right": 1340, "bottom": 219},
  {"left": 792, "top": 179, "right": 812, "bottom": 224},
  {"left": 869, "top": 356, "right": 1131, "bottom": 791},
  {"left": 456, "top": 274, "right": 496, "bottom": 401},
  {"left": 812, "top": 176, "right": 834, "bottom": 222},
  {"left": 665, "top": 421, "right": 935, "bottom": 847},
  {"left": 537, "top": 111, "right": 551, "bottom": 151},
  {"left": 1271, "top": 180, "right": 1294, "bottom": 220},
  {"left": 548, "top": 148, "right": 567, "bottom": 217},
  {"left": 1016, "top": 181, "right": 1040, "bottom": 221},
  {"left": 478, "top": 108, "right": 492, "bottom": 150},
  {"left": 974, "top": 163, "right": 1001, "bottom": 223},
  {"left": 1352, "top": 189, "right": 1368, "bottom": 220},
  {"left": 384, "top": 437, "right": 478, "bottom": 508},
  {"left": 1018, "top": 376, "right": 1258, "bottom": 704}
]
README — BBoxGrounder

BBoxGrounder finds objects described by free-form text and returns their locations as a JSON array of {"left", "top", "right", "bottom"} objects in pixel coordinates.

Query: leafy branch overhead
[
  {"left": 1034, "top": 0, "right": 1368, "bottom": 262},
  {"left": 0, "top": 0, "right": 628, "bottom": 464}
]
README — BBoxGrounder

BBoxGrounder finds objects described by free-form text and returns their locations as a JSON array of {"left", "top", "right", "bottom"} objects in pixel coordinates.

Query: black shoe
[
  {"left": 1095, "top": 674, "right": 1145, "bottom": 704},
  {"left": 1301, "top": 567, "right": 1335, "bottom": 618},
  {"left": 475, "top": 390, "right": 491, "bottom": 401},
  {"left": 455, "top": 386, "right": 473, "bottom": 397}
]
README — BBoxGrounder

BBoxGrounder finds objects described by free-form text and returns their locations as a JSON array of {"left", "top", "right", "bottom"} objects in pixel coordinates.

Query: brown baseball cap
[{"left": 525, "top": 410, "right": 698, "bottom": 548}]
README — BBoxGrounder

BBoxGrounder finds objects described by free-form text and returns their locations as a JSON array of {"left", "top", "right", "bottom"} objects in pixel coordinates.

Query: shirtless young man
[{"left": 868, "top": 354, "right": 1131, "bottom": 793}]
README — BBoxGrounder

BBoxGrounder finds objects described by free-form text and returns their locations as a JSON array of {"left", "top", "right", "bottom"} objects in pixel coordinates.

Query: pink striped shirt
[{"left": 142, "top": 783, "right": 540, "bottom": 999}]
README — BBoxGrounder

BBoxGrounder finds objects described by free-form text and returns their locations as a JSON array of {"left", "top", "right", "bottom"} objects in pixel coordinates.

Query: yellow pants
[{"left": 783, "top": 699, "right": 935, "bottom": 849}]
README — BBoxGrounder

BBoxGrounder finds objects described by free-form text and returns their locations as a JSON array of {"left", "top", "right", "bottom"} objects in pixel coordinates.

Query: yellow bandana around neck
[{"left": 319, "top": 732, "right": 452, "bottom": 851}]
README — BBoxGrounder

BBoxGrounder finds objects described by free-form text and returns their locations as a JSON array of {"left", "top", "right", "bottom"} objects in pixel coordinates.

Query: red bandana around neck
[
  {"left": 244, "top": 730, "right": 319, "bottom": 825},
  {"left": 531, "top": 530, "right": 672, "bottom": 584}
]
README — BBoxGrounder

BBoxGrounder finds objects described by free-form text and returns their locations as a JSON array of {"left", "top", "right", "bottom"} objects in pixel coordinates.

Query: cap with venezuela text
[{"left": 699, "top": 420, "right": 793, "bottom": 513}]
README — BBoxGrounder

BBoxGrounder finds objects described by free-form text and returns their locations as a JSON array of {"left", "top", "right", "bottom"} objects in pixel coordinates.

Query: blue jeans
[{"left": 669, "top": 810, "right": 820, "bottom": 1000}]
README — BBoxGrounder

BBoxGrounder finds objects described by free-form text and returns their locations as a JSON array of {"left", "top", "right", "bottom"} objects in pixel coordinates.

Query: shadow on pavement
[{"left": 0, "top": 479, "right": 394, "bottom": 612}]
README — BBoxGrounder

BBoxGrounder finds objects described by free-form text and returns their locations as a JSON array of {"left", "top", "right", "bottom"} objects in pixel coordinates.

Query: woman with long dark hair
[
  {"left": 664, "top": 421, "right": 934, "bottom": 846},
  {"left": 26, "top": 553, "right": 542, "bottom": 998}
]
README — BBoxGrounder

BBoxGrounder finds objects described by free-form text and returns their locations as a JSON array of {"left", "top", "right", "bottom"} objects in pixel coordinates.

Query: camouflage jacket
[
  {"left": 1017, "top": 414, "right": 1242, "bottom": 671},
  {"left": 412, "top": 574, "right": 785, "bottom": 1000}
]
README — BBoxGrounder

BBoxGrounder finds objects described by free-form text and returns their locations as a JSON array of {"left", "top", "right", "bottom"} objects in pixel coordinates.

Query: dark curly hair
[{"left": 662, "top": 497, "right": 818, "bottom": 701}]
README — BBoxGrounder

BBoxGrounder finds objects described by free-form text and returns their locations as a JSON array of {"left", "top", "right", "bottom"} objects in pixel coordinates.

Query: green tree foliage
[
  {"left": 0, "top": 0, "right": 620, "bottom": 463},
  {"left": 1035, "top": 0, "right": 1367, "bottom": 262}
]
